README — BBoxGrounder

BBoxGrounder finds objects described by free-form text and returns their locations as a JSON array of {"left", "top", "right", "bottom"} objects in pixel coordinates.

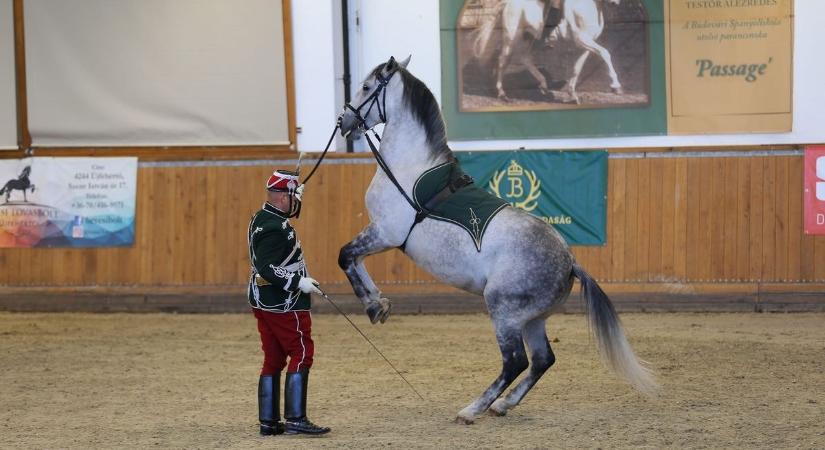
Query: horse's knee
[{"left": 337, "top": 245, "right": 353, "bottom": 270}]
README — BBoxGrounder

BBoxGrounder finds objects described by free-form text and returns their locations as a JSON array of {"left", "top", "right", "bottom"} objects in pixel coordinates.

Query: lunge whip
[{"left": 318, "top": 288, "right": 425, "bottom": 401}]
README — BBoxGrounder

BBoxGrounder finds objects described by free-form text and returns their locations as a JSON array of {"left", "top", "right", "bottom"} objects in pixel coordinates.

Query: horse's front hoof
[
  {"left": 454, "top": 416, "right": 474, "bottom": 425},
  {"left": 366, "top": 298, "right": 392, "bottom": 324},
  {"left": 611, "top": 86, "right": 624, "bottom": 95}
]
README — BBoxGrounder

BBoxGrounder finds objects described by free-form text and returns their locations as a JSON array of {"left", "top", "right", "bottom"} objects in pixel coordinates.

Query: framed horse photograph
[
  {"left": 455, "top": 0, "right": 651, "bottom": 112},
  {"left": 440, "top": 0, "right": 667, "bottom": 140}
]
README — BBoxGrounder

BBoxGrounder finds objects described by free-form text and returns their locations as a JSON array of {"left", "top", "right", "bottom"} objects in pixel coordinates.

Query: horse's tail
[
  {"left": 472, "top": 1, "right": 506, "bottom": 60},
  {"left": 572, "top": 264, "right": 658, "bottom": 395}
]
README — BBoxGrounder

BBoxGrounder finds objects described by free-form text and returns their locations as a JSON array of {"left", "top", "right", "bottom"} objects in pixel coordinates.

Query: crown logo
[{"left": 507, "top": 160, "right": 523, "bottom": 177}]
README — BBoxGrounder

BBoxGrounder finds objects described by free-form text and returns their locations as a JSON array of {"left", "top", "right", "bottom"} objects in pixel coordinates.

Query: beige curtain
[
  {"left": 25, "top": 0, "right": 289, "bottom": 147},
  {"left": 0, "top": 0, "right": 16, "bottom": 149}
]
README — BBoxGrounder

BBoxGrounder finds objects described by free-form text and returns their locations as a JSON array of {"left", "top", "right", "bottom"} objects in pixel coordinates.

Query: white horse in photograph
[
  {"left": 473, "top": 0, "right": 624, "bottom": 104},
  {"left": 338, "top": 56, "right": 656, "bottom": 424}
]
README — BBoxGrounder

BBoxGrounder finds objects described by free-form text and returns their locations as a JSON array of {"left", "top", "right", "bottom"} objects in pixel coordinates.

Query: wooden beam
[
  {"left": 282, "top": 0, "right": 298, "bottom": 151},
  {"left": 0, "top": 145, "right": 297, "bottom": 161},
  {"left": 12, "top": 0, "right": 31, "bottom": 152}
]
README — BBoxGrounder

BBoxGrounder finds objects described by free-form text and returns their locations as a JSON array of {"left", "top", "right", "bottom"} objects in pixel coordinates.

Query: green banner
[{"left": 455, "top": 150, "right": 607, "bottom": 245}]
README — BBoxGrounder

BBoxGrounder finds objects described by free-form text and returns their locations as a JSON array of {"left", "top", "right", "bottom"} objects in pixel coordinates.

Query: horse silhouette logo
[
  {"left": 488, "top": 160, "right": 541, "bottom": 212},
  {"left": 0, "top": 166, "right": 36, "bottom": 203}
]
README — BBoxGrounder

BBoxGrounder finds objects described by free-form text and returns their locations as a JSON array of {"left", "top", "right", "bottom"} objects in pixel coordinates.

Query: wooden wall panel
[{"left": 1, "top": 153, "right": 823, "bottom": 293}]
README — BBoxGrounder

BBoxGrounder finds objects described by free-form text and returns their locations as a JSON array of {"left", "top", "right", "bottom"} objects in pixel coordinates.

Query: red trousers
[{"left": 253, "top": 309, "right": 315, "bottom": 375}]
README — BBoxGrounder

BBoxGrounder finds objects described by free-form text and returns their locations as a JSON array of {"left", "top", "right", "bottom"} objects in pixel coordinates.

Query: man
[{"left": 247, "top": 169, "right": 330, "bottom": 436}]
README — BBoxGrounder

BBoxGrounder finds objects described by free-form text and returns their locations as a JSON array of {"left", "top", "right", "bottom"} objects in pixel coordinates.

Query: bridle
[
  {"left": 300, "top": 58, "right": 399, "bottom": 185},
  {"left": 341, "top": 64, "right": 396, "bottom": 137}
]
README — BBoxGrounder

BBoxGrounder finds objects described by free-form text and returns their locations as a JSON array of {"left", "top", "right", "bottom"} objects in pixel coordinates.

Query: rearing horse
[
  {"left": 0, "top": 166, "right": 35, "bottom": 203},
  {"left": 338, "top": 56, "right": 655, "bottom": 424}
]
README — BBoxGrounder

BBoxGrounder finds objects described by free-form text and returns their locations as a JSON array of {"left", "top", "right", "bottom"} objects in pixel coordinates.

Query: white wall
[
  {"left": 292, "top": 0, "right": 441, "bottom": 152},
  {"left": 291, "top": 1, "right": 342, "bottom": 152},
  {"left": 0, "top": 0, "right": 17, "bottom": 150},
  {"left": 292, "top": 0, "right": 825, "bottom": 152}
]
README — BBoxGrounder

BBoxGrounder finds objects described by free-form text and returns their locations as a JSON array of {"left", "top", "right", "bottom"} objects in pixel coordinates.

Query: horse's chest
[{"left": 364, "top": 176, "right": 415, "bottom": 223}]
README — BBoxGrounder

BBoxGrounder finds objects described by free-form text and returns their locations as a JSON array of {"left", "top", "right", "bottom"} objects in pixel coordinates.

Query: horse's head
[
  {"left": 20, "top": 166, "right": 31, "bottom": 178},
  {"left": 339, "top": 55, "right": 410, "bottom": 140}
]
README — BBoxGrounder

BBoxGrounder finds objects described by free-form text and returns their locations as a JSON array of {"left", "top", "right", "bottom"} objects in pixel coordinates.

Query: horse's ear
[
  {"left": 398, "top": 55, "right": 411, "bottom": 69},
  {"left": 385, "top": 56, "right": 397, "bottom": 72}
]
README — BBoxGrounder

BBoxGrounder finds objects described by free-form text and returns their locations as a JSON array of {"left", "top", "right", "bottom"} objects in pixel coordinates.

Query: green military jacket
[{"left": 247, "top": 202, "right": 311, "bottom": 312}]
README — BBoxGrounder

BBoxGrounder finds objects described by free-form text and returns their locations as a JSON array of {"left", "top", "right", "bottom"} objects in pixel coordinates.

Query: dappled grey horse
[{"left": 337, "top": 56, "right": 656, "bottom": 424}]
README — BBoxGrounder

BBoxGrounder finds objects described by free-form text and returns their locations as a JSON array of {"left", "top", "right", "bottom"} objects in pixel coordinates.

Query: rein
[{"left": 300, "top": 123, "right": 339, "bottom": 184}]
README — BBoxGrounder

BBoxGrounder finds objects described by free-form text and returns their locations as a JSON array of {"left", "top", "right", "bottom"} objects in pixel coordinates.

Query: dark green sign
[{"left": 455, "top": 150, "right": 607, "bottom": 245}]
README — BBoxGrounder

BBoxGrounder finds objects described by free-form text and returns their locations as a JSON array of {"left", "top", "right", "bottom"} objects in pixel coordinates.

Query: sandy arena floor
[{"left": 1, "top": 311, "right": 823, "bottom": 449}]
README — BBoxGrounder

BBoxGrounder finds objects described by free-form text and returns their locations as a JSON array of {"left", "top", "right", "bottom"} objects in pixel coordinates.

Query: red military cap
[{"left": 266, "top": 169, "right": 299, "bottom": 192}]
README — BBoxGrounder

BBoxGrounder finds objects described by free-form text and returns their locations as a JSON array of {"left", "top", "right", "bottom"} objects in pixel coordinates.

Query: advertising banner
[
  {"left": 0, "top": 157, "right": 137, "bottom": 247},
  {"left": 456, "top": 150, "right": 607, "bottom": 245},
  {"left": 804, "top": 146, "right": 825, "bottom": 235},
  {"left": 439, "top": 0, "right": 793, "bottom": 139}
]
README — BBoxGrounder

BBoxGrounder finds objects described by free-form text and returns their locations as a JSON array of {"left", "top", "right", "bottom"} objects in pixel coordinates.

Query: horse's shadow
[
  {"left": 0, "top": 166, "right": 36, "bottom": 203},
  {"left": 461, "top": 57, "right": 569, "bottom": 104}
]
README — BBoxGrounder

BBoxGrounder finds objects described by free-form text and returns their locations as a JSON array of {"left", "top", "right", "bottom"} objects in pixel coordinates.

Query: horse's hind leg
[
  {"left": 521, "top": 54, "right": 550, "bottom": 97},
  {"left": 567, "top": 50, "right": 591, "bottom": 104},
  {"left": 456, "top": 315, "right": 528, "bottom": 424},
  {"left": 573, "top": 32, "right": 622, "bottom": 94},
  {"left": 489, "top": 317, "right": 555, "bottom": 416},
  {"left": 495, "top": 42, "right": 513, "bottom": 99}
]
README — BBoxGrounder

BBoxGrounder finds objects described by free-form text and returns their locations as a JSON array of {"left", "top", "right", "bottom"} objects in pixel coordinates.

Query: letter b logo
[{"left": 507, "top": 177, "right": 524, "bottom": 198}]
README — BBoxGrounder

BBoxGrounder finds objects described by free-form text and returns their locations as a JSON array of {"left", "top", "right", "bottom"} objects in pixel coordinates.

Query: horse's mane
[{"left": 371, "top": 64, "right": 453, "bottom": 162}]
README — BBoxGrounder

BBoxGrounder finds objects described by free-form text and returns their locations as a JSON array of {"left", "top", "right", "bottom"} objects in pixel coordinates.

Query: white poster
[{"left": 0, "top": 157, "right": 137, "bottom": 247}]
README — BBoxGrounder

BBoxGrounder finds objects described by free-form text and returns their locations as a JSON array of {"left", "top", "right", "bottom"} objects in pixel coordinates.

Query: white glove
[
  {"left": 297, "top": 276, "right": 322, "bottom": 295},
  {"left": 294, "top": 184, "right": 305, "bottom": 201}
]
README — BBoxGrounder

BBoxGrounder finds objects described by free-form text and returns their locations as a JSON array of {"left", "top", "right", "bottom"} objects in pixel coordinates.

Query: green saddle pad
[{"left": 412, "top": 161, "right": 508, "bottom": 251}]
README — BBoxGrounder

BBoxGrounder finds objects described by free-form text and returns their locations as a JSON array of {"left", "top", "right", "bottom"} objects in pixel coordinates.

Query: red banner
[{"left": 804, "top": 146, "right": 825, "bottom": 235}]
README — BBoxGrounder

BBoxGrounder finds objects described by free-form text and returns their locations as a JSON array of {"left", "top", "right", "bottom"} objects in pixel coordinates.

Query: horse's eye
[{"left": 362, "top": 83, "right": 370, "bottom": 92}]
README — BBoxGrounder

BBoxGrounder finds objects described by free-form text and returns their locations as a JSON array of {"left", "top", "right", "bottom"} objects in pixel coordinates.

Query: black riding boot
[
  {"left": 541, "top": 6, "right": 563, "bottom": 42},
  {"left": 258, "top": 374, "right": 284, "bottom": 436},
  {"left": 284, "top": 370, "right": 331, "bottom": 435}
]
